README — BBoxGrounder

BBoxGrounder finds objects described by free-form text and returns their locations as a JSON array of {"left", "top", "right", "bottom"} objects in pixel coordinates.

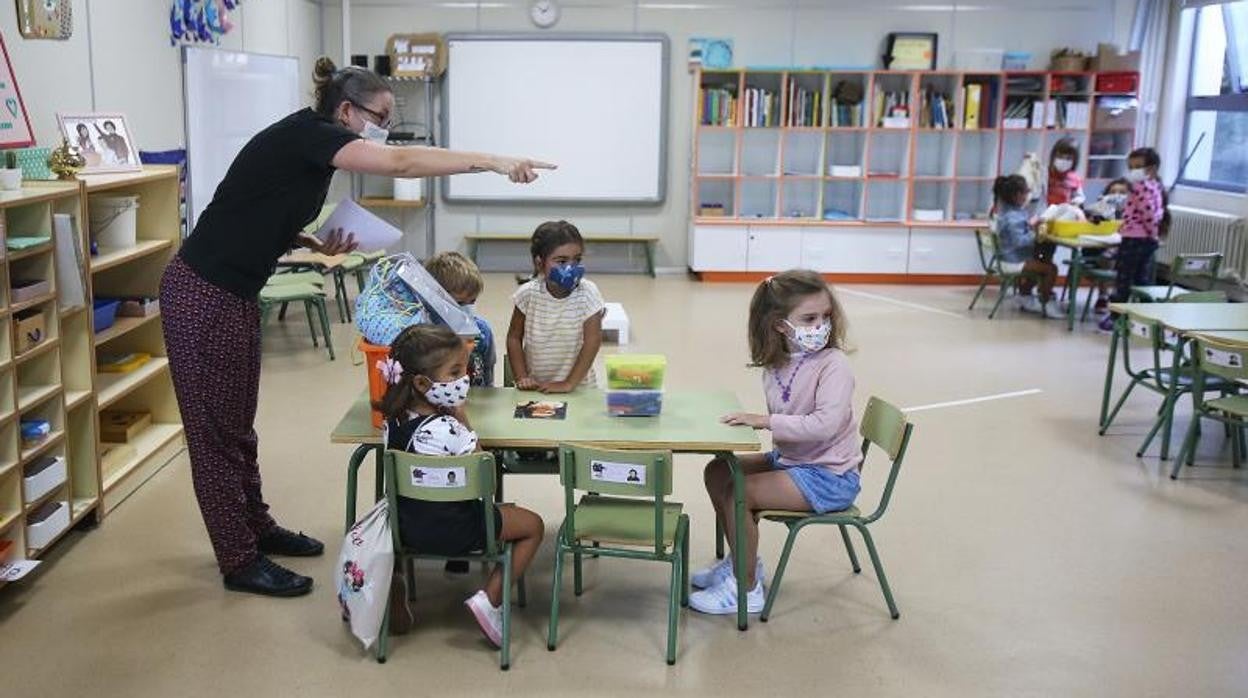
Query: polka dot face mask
[{"left": 425, "top": 375, "right": 470, "bottom": 409}]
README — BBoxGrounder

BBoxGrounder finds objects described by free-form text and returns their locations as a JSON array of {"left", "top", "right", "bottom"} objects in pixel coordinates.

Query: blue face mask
[{"left": 547, "top": 263, "right": 585, "bottom": 292}]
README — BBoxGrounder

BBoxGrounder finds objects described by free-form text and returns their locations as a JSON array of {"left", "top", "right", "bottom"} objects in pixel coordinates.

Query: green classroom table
[
  {"left": 1101, "top": 303, "right": 1248, "bottom": 459},
  {"left": 332, "top": 387, "right": 763, "bottom": 630}
]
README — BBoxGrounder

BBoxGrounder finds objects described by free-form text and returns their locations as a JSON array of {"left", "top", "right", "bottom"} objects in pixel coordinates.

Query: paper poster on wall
[{"left": 0, "top": 32, "right": 34, "bottom": 149}]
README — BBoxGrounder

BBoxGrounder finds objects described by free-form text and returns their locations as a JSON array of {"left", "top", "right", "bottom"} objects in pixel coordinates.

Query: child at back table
[
  {"left": 425, "top": 251, "right": 496, "bottom": 387},
  {"left": 506, "top": 221, "right": 605, "bottom": 393},
  {"left": 376, "top": 325, "right": 544, "bottom": 643},
  {"left": 1099, "top": 147, "right": 1168, "bottom": 331},
  {"left": 689, "top": 270, "right": 862, "bottom": 615}
]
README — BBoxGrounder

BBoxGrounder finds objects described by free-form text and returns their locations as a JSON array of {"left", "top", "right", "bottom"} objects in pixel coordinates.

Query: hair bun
[{"left": 313, "top": 56, "right": 337, "bottom": 86}]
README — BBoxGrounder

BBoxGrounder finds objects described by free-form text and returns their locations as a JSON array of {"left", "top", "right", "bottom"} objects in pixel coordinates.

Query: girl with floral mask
[
  {"left": 689, "top": 270, "right": 863, "bottom": 616},
  {"left": 374, "top": 324, "right": 544, "bottom": 644},
  {"left": 507, "top": 220, "right": 606, "bottom": 394}
]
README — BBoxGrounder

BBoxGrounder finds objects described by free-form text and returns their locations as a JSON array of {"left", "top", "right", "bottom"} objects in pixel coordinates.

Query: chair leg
[
  {"left": 1100, "top": 379, "right": 1141, "bottom": 435},
  {"left": 1231, "top": 417, "right": 1242, "bottom": 470},
  {"left": 968, "top": 276, "right": 991, "bottom": 311},
  {"left": 547, "top": 532, "right": 565, "bottom": 651},
  {"left": 573, "top": 549, "right": 584, "bottom": 596},
  {"left": 761, "top": 521, "right": 801, "bottom": 623},
  {"left": 1237, "top": 421, "right": 1246, "bottom": 468},
  {"left": 666, "top": 553, "right": 680, "bottom": 665},
  {"left": 303, "top": 300, "right": 319, "bottom": 348},
  {"left": 376, "top": 583, "right": 391, "bottom": 663},
  {"left": 278, "top": 301, "right": 289, "bottom": 322},
  {"left": 839, "top": 524, "right": 862, "bottom": 573},
  {"left": 680, "top": 517, "right": 690, "bottom": 607},
  {"left": 317, "top": 298, "right": 336, "bottom": 360},
  {"left": 988, "top": 280, "right": 1009, "bottom": 319},
  {"left": 855, "top": 523, "right": 900, "bottom": 620},
  {"left": 500, "top": 546, "right": 512, "bottom": 671},
  {"left": 1138, "top": 392, "right": 1181, "bottom": 458},
  {"left": 1172, "top": 413, "right": 1201, "bottom": 479}
]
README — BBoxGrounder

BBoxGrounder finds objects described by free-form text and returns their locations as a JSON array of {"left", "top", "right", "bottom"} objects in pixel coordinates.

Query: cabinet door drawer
[
  {"left": 907, "top": 227, "right": 984, "bottom": 274},
  {"left": 746, "top": 227, "right": 804, "bottom": 272},
  {"left": 691, "top": 225, "right": 748, "bottom": 271},
  {"left": 801, "top": 226, "right": 909, "bottom": 273}
]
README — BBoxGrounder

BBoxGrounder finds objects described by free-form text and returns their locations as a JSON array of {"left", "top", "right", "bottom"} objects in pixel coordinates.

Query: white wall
[
  {"left": 321, "top": 0, "right": 1133, "bottom": 269},
  {"left": 1, "top": 0, "right": 322, "bottom": 151}
]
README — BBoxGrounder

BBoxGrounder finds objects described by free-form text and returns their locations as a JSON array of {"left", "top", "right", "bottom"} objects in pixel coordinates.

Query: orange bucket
[{"left": 359, "top": 335, "right": 478, "bottom": 429}]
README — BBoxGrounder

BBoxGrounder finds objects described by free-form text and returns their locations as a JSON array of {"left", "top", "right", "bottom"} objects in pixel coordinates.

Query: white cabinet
[
  {"left": 746, "top": 227, "right": 803, "bottom": 271},
  {"left": 801, "top": 226, "right": 909, "bottom": 273},
  {"left": 690, "top": 225, "right": 748, "bottom": 271},
  {"left": 907, "top": 227, "right": 985, "bottom": 274}
]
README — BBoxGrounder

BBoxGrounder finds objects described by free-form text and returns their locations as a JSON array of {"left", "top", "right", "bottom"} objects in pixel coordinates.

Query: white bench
[{"left": 602, "top": 302, "right": 630, "bottom": 345}]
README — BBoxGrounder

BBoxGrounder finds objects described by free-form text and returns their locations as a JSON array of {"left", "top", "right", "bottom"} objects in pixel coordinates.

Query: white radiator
[{"left": 1159, "top": 205, "right": 1248, "bottom": 280}]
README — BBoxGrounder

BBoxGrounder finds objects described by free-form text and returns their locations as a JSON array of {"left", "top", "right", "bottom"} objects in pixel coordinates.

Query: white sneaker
[
  {"left": 1041, "top": 301, "right": 1065, "bottom": 320},
  {"left": 690, "top": 556, "right": 765, "bottom": 590},
  {"left": 464, "top": 590, "right": 503, "bottom": 648},
  {"left": 1018, "top": 296, "right": 1042, "bottom": 314},
  {"left": 689, "top": 575, "right": 766, "bottom": 615}
]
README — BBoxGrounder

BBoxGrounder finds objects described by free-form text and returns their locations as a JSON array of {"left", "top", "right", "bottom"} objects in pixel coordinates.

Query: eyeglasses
[{"left": 351, "top": 101, "right": 392, "bottom": 129}]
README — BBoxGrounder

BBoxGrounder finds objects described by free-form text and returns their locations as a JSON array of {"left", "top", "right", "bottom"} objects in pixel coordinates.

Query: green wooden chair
[
  {"left": 377, "top": 450, "right": 525, "bottom": 668},
  {"left": 756, "top": 396, "right": 913, "bottom": 623},
  {"left": 259, "top": 283, "right": 335, "bottom": 360},
  {"left": 1171, "top": 290, "right": 1228, "bottom": 303},
  {"left": 1131, "top": 252, "right": 1223, "bottom": 302},
  {"left": 547, "top": 444, "right": 689, "bottom": 665},
  {"left": 968, "top": 228, "right": 1043, "bottom": 319},
  {"left": 1099, "top": 309, "right": 1232, "bottom": 459},
  {"left": 1173, "top": 336, "right": 1248, "bottom": 479}
]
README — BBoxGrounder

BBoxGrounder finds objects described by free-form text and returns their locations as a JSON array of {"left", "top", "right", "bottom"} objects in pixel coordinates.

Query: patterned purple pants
[{"left": 160, "top": 256, "right": 275, "bottom": 575}]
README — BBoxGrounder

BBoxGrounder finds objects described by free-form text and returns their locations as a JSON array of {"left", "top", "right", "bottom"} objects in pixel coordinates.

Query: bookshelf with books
[{"left": 690, "top": 68, "right": 1139, "bottom": 279}]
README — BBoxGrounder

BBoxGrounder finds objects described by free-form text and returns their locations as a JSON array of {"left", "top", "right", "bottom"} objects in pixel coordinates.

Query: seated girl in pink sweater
[{"left": 689, "top": 269, "right": 861, "bottom": 615}]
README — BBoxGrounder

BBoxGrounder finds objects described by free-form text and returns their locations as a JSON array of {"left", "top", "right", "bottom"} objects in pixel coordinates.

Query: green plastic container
[{"left": 605, "top": 354, "right": 667, "bottom": 390}]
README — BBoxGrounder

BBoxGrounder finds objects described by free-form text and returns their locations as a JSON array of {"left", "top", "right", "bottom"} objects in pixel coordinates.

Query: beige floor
[{"left": 4, "top": 274, "right": 1248, "bottom": 697}]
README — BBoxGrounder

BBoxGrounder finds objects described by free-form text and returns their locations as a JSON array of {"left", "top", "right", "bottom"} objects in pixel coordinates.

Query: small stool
[
  {"left": 259, "top": 283, "right": 335, "bottom": 360},
  {"left": 602, "top": 302, "right": 630, "bottom": 345}
]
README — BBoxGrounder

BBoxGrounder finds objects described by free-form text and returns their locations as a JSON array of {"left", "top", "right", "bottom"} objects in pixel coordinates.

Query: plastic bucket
[{"left": 89, "top": 195, "right": 140, "bottom": 249}]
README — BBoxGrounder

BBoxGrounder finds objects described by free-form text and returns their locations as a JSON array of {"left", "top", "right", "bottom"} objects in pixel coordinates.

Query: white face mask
[
  {"left": 1103, "top": 193, "right": 1128, "bottom": 208},
  {"left": 1053, "top": 158, "right": 1073, "bottom": 173},
  {"left": 424, "top": 375, "right": 470, "bottom": 409},
  {"left": 459, "top": 303, "right": 476, "bottom": 315},
  {"left": 360, "top": 120, "right": 390, "bottom": 144},
  {"left": 784, "top": 320, "right": 832, "bottom": 354},
  {"left": 1125, "top": 168, "right": 1148, "bottom": 183}
]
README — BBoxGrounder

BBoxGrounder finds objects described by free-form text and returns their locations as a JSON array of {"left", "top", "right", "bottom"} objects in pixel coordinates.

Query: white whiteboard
[
  {"left": 443, "top": 35, "right": 668, "bottom": 204},
  {"left": 182, "top": 47, "right": 301, "bottom": 230}
]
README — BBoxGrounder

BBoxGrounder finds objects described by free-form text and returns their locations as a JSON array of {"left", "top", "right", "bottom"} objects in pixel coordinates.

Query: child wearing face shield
[
  {"left": 375, "top": 324, "right": 544, "bottom": 644},
  {"left": 506, "top": 221, "right": 605, "bottom": 394},
  {"left": 425, "top": 252, "right": 495, "bottom": 388},
  {"left": 689, "top": 270, "right": 862, "bottom": 615}
]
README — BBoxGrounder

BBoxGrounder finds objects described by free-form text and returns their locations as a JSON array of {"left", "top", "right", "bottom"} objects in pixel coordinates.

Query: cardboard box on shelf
[
  {"left": 1092, "top": 43, "right": 1141, "bottom": 73},
  {"left": 100, "top": 411, "right": 153, "bottom": 444}
]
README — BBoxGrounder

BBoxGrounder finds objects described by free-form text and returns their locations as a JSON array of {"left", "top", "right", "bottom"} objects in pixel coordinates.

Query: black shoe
[
  {"left": 444, "top": 560, "right": 470, "bottom": 574},
  {"left": 223, "top": 556, "right": 313, "bottom": 597},
  {"left": 258, "top": 526, "right": 324, "bottom": 557}
]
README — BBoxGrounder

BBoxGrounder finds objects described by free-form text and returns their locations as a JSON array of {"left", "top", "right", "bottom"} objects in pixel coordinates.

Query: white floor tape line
[
  {"left": 902, "top": 388, "right": 1043, "bottom": 413},
  {"left": 837, "top": 287, "right": 967, "bottom": 319}
]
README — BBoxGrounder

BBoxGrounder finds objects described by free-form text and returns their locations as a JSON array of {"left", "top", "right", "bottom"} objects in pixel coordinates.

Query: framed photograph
[
  {"left": 884, "top": 32, "right": 938, "bottom": 70},
  {"left": 55, "top": 113, "right": 141, "bottom": 173}
]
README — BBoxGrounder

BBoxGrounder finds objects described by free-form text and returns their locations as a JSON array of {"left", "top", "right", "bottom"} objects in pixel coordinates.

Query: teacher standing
[{"left": 162, "top": 57, "right": 553, "bottom": 598}]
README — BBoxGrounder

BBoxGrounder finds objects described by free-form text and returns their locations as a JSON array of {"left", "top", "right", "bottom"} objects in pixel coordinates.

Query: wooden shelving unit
[
  {"left": 0, "top": 166, "right": 184, "bottom": 585},
  {"left": 690, "top": 68, "right": 1140, "bottom": 279}
]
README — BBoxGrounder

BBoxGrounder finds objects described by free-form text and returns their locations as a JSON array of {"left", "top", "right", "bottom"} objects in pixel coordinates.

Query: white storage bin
[
  {"left": 22, "top": 456, "right": 66, "bottom": 502},
  {"left": 89, "top": 194, "right": 140, "bottom": 249},
  {"left": 26, "top": 500, "right": 69, "bottom": 551}
]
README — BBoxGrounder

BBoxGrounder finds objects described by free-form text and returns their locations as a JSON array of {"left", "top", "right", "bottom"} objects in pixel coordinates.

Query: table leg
[
  {"left": 468, "top": 239, "right": 479, "bottom": 265},
  {"left": 1161, "top": 337, "right": 1186, "bottom": 460},
  {"left": 345, "top": 444, "right": 380, "bottom": 532},
  {"left": 720, "top": 451, "right": 749, "bottom": 631},
  {"left": 1066, "top": 250, "right": 1082, "bottom": 332},
  {"left": 643, "top": 242, "right": 656, "bottom": 278},
  {"left": 1099, "top": 314, "right": 1121, "bottom": 429}
]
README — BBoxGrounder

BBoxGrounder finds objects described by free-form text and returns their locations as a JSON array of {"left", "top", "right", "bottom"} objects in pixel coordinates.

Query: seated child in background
[
  {"left": 993, "top": 175, "right": 1061, "bottom": 320},
  {"left": 1083, "top": 178, "right": 1131, "bottom": 314},
  {"left": 507, "top": 221, "right": 605, "bottom": 393},
  {"left": 425, "top": 251, "right": 495, "bottom": 388},
  {"left": 376, "top": 325, "right": 544, "bottom": 643},
  {"left": 691, "top": 270, "right": 861, "bottom": 615}
]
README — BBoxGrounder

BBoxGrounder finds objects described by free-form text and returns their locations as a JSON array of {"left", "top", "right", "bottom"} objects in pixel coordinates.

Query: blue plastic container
[{"left": 93, "top": 299, "right": 121, "bottom": 334}]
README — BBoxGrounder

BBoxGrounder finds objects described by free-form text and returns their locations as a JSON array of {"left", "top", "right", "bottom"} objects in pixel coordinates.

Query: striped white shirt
[{"left": 513, "top": 278, "right": 605, "bottom": 385}]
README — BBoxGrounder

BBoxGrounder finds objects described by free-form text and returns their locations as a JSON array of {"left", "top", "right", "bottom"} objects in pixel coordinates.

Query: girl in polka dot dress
[{"left": 375, "top": 325, "right": 544, "bottom": 645}]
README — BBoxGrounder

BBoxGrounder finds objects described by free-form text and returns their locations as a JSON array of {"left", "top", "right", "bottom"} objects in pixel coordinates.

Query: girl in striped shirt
[{"left": 506, "top": 221, "right": 605, "bottom": 393}]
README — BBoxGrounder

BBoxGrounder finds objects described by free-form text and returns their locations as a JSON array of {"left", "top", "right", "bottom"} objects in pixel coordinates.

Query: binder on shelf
[{"left": 964, "top": 84, "right": 982, "bottom": 129}]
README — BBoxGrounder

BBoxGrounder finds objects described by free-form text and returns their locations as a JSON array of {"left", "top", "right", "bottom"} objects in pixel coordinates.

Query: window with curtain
[{"left": 1180, "top": 1, "right": 1247, "bottom": 192}]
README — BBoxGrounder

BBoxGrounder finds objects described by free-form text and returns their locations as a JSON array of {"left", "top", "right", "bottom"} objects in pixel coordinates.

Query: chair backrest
[
  {"left": 384, "top": 450, "right": 500, "bottom": 554},
  {"left": 1172, "top": 253, "right": 1222, "bottom": 283},
  {"left": 857, "top": 397, "right": 914, "bottom": 524},
  {"left": 558, "top": 443, "right": 673, "bottom": 554},
  {"left": 1171, "top": 290, "right": 1227, "bottom": 303},
  {"left": 502, "top": 353, "right": 515, "bottom": 387},
  {"left": 1191, "top": 336, "right": 1248, "bottom": 387},
  {"left": 1120, "top": 310, "right": 1167, "bottom": 378},
  {"left": 973, "top": 228, "right": 1000, "bottom": 273}
]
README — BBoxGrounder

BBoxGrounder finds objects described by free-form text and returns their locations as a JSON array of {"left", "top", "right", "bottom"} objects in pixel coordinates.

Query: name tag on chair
[
  {"left": 591, "top": 460, "right": 646, "bottom": 486},
  {"left": 410, "top": 466, "right": 466, "bottom": 488},
  {"left": 1204, "top": 348, "right": 1243, "bottom": 369},
  {"left": 1183, "top": 259, "right": 1211, "bottom": 272},
  {"left": 1129, "top": 320, "right": 1151, "bottom": 339}
]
